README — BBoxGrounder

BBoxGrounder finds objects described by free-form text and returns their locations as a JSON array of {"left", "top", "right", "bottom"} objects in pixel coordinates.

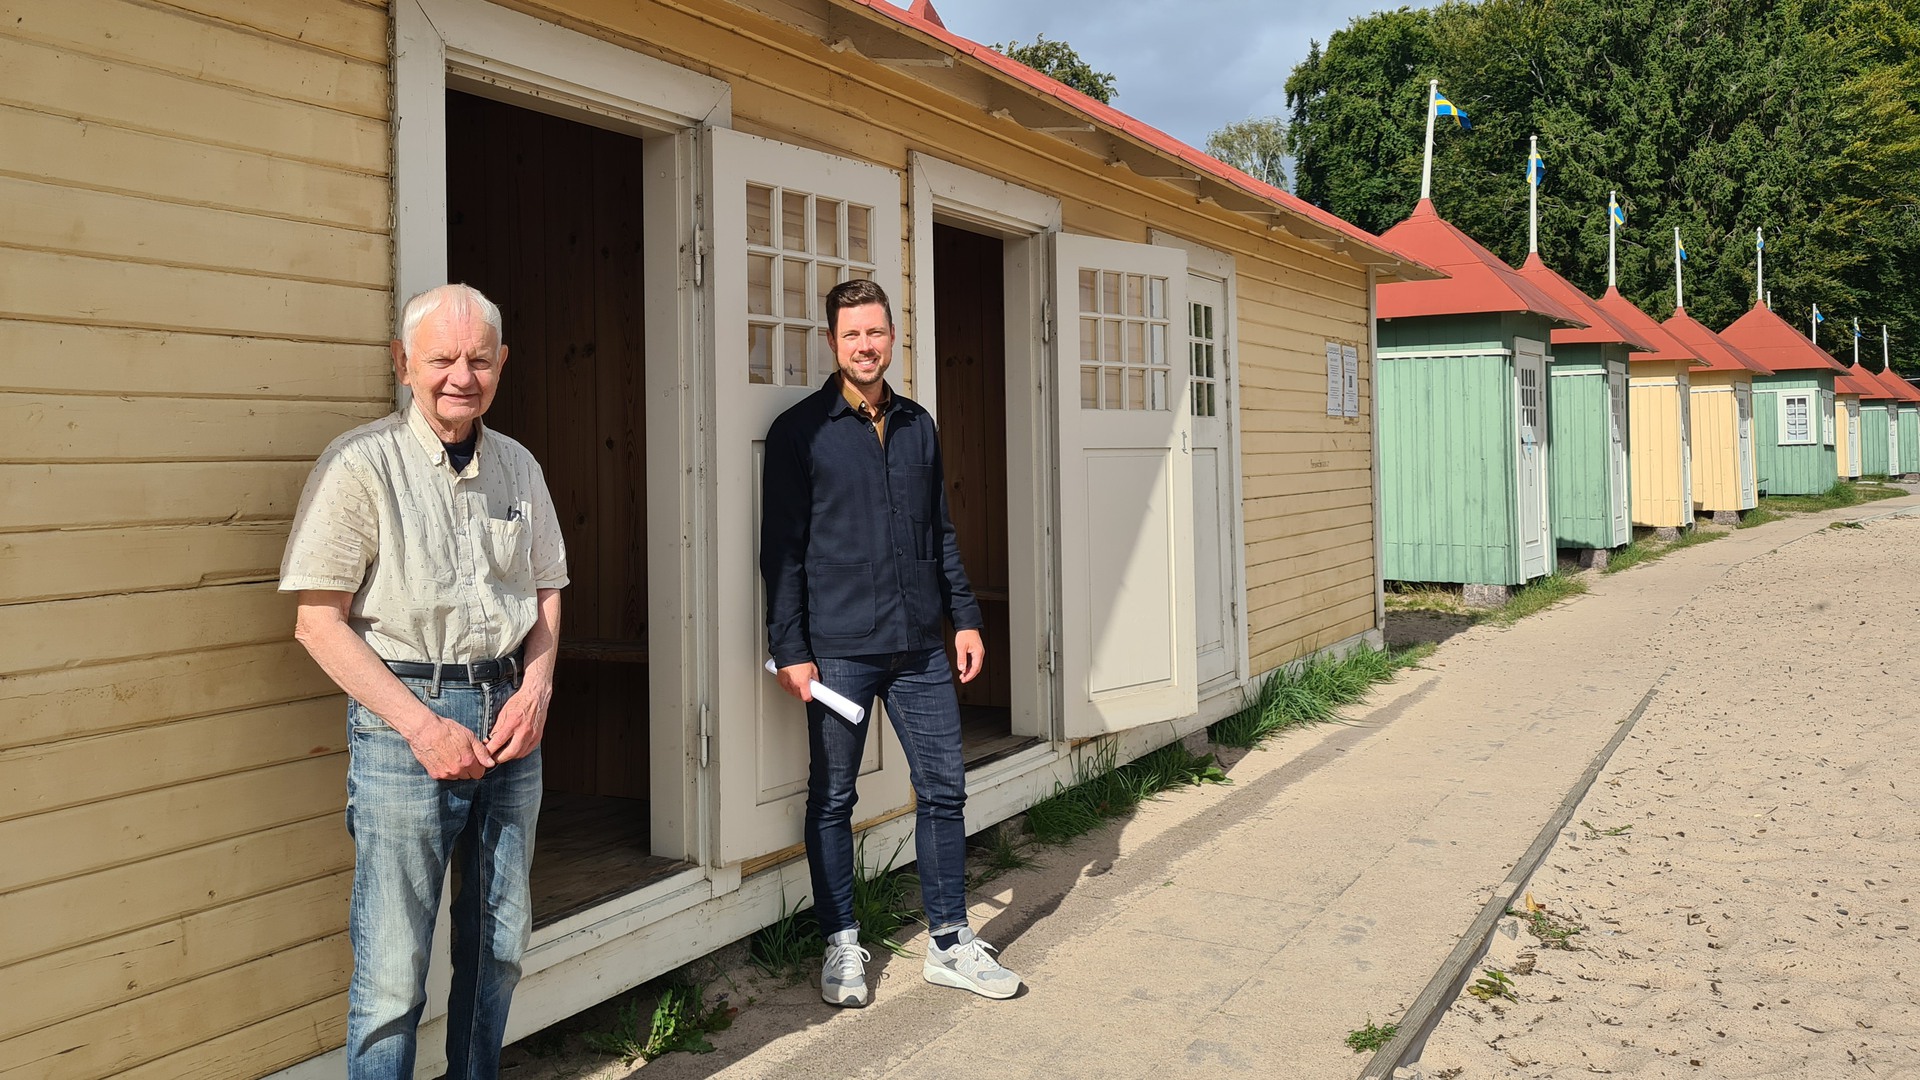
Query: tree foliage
[
  {"left": 1286, "top": 0, "right": 1920, "bottom": 372},
  {"left": 1206, "top": 116, "right": 1290, "bottom": 190},
  {"left": 993, "top": 34, "right": 1117, "bottom": 104}
]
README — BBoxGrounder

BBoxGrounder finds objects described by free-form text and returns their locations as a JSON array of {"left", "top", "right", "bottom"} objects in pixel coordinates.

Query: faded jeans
[
  {"left": 344, "top": 674, "right": 541, "bottom": 1080},
  {"left": 807, "top": 648, "right": 969, "bottom": 939}
]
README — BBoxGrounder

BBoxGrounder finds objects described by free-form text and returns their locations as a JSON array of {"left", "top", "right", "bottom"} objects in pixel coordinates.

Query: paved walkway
[{"left": 637, "top": 493, "right": 1920, "bottom": 1080}]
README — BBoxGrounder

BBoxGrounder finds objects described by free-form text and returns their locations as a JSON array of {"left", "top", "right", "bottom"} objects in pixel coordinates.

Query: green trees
[
  {"left": 1205, "top": 117, "right": 1290, "bottom": 190},
  {"left": 993, "top": 34, "right": 1117, "bottom": 104},
  {"left": 1285, "top": 0, "right": 1920, "bottom": 369}
]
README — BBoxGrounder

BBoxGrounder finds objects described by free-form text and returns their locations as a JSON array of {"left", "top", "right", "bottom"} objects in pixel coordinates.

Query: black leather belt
[{"left": 383, "top": 651, "right": 523, "bottom": 685}]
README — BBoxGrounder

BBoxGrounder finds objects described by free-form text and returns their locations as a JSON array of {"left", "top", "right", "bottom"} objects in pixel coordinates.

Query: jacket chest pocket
[
  {"left": 483, "top": 515, "right": 531, "bottom": 585},
  {"left": 890, "top": 464, "right": 937, "bottom": 558}
]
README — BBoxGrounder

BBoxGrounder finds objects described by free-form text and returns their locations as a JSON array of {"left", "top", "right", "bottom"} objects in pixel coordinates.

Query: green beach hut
[
  {"left": 1719, "top": 303, "right": 1847, "bottom": 496},
  {"left": 1374, "top": 199, "right": 1589, "bottom": 604}
]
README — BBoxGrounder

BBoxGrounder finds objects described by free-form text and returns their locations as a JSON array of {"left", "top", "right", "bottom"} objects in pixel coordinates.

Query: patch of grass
[
  {"left": 583, "top": 982, "right": 737, "bottom": 1064},
  {"left": 1738, "top": 506, "right": 1787, "bottom": 529},
  {"left": 747, "top": 894, "right": 824, "bottom": 981},
  {"left": 1023, "top": 740, "right": 1231, "bottom": 847},
  {"left": 1467, "top": 968, "right": 1518, "bottom": 1003},
  {"left": 1760, "top": 479, "right": 1904, "bottom": 514},
  {"left": 1384, "top": 581, "right": 1472, "bottom": 616},
  {"left": 1831, "top": 519, "right": 1865, "bottom": 529},
  {"left": 1483, "top": 573, "right": 1588, "bottom": 626},
  {"left": 1208, "top": 645, "right": 1400, "bottom": 748},
  {"left": 965, "top": 825, "right": 1038, "bottom": 891},
  {"left": 1579, "top": 819, "right": 1632, "bottom": 840},
  {"left": 1510, "top": 905, "right": 1584, "bottom": 950},
  {"left": 1605, "top": 527, "right": 1729, "bottom": 575},
  {"left": 1392, "top": 641, "right": 1438, "bottom": 668},
  {"left": 849, "top": 836, "right": 922, "bottom": 955},
  {"left": 1345, "top": 1019, "right": 1399, "bottom": 1053}
]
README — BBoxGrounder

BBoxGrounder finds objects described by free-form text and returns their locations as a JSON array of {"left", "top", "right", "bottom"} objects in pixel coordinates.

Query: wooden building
[
  {"left": 1853, "top": 362, "right": 1897, "bottom": 477},
  {"left": 1720, "top": 304, "right": 1847, "bottom": 497},
  {"left": 1373, "top": 200, "right": 1587, "bottom": 601},
  {"left": 0, "top": 0, "right": 1437, "bottom": 1076},
  {"left": 1868, "top": 365, "right": 1920, "bottom": 478},
  {"left": 1834, "top": 366, "right": 1873, "bottom": 480},
  {"left": 1514, "top": 255, "right": 1653, "bottom": 560},
  {"left": 1593, "top": 289, "right": 1705, "bottom": 534},
  {"left": 1661, "top": 309, "right": 1767, "bottom": 524}
]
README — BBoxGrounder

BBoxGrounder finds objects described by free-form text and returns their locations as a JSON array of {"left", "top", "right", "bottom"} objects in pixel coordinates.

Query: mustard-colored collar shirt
[
  {"left": 279, "top": 405, "right": 569, "bottom": 664},
  {"left": 839, "top": 374, "right": 893, "bottom": 444}
]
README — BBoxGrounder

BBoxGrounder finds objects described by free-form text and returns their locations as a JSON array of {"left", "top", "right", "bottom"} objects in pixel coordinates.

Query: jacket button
[{"left": 895, "top": 547, "right": 903, "bottom": 555}]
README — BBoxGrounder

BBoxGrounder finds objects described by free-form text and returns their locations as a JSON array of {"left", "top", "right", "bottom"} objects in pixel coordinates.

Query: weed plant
[
  {"left": 1467, "top": 968, "right": 1517, "bottom": 1002},
  {"left": 1208, "top": 645, "right": 1404, "bottom": 749},
  {"left": 1601, "top": 528, "right": 1725, "bottom": 575},
  {"left": 1511, "top": 905, "right": 1583, "bottom": 950},
  {"left": 1344, "top": 1019, "right": 1399, "bottom": 1053},
  {"left": 1023, "top": 741, "right": 1227, "bottom": 846},
  {"left": 583, "top": 982, "right": 736, "bottom": 1064},
  {"left": 1483, "top": 574, "right": 1588, "bottom": 625},
  {"left": 747, "top": 838, "right": 923, "bottom": 978},
  {"left": 1737, "top": 506, "right": 1786, "bottom": 529}
]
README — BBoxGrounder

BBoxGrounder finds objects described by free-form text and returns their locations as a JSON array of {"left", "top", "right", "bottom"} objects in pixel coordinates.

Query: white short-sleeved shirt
[{"left": 280, "top": 406, "right": 569, "bottom": 664}]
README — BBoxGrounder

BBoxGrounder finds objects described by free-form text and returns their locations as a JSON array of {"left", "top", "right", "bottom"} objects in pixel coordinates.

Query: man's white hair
[{"left": 398, "top": 283, "right": 503, "bottom": 356}]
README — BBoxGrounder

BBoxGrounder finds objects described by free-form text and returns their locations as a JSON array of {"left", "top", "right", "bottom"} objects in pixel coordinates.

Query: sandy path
[{"left": 1414, "top": 514, "right": 1920, "bottom": 1080}]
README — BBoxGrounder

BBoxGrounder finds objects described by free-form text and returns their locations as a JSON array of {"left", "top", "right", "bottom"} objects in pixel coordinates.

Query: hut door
[
  {"left": 1848, "top": 401, "right": 1862, "bottom": 476},
  {"left": 704, "top": 128, "right": 912, "bottom": 865},
  {"left": 1513, "top": 339, "right": 1550, "bottom": 579},
  {"left": 1892, "top": 405, "right": 1903, "bottom": 477},
  {"left": 1678, "top": 374, "right": 1695, "bottom": 513},
  {"left": 1608, "top": 369, "right": 1630, "bottom": 546},
  {"left": 1052, "top": 233, "right": 1197, "bottom": 737},
  {"left": 1187, "top": 273, "right": 1240, "bottom": 693},
  {"left": 1737, "top": 384, "right": 1757, "bottom": 506}
]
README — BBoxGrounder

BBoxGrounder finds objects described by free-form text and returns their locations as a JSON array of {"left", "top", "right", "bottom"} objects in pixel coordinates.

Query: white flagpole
[
  {"left": 1812, "top": 304, "right": 1819, "bottom": 344},
  {"left": 1885, "top": 324, "right": 1892, "bottom": 373},
  {"left": 1854, "top": 318, "right": 1860, "bottom": 367},
  {"left": 1755, "top": 227, "right": 1763, "bottom": 303},
  {"left": 1421, "top": 79, "right": 1438, "bottom": 202},
  {"left": 1608, "top": 190, "right": 1618, "bottom": 289},
  {"left": 1673, "top": 227, "right": 1684, "bottom": 311},
  {"left": 1528, "top": 136, "right": 1539, "bottom": 255}
]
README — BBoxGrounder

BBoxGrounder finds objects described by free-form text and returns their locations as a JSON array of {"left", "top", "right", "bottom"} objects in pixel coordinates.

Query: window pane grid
[
  {"left": 1079, "top": 269, "right": 1174, "bottom": 411},
  {"left": 1188, "top": 300, "right": 1219, "bottom": 418},
  {"left": 745, "top": 183, "right": 878, "bottom": 386}
]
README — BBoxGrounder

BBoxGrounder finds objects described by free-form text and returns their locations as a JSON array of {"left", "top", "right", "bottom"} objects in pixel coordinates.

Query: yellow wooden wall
[
  {"left": 1629, "top": 363, "right": 1691, "bottom": 528},
  {"left": 0, "top": 1, "right": 392, "bottom": 1076},
  {"left": 1836, "top": 396, "right": 1857, "bottom": 478},
  {"left": 534, "top": 0, "right": 1379, "bottom": 674},
  {"left": 1688, "top": 374, "right": 1744, "bottom": 514}
]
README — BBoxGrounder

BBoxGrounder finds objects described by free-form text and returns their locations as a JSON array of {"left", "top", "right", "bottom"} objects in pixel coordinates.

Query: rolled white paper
[{"left": 763, "top": 658, "right": 867, "bottom": 724}]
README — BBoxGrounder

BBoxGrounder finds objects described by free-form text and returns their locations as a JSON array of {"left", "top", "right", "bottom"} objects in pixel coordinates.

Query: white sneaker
[
  {"left": 923, "top": 928, "right": 1021, "bottom": 999},
  {"left": 821, "top": 929, "right": 871, "bottom": 1008}
]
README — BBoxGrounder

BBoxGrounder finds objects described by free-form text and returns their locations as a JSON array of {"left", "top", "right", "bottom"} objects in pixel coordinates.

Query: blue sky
[{"left": 906, "top": 0, "right": 1436, "bottom": 152}]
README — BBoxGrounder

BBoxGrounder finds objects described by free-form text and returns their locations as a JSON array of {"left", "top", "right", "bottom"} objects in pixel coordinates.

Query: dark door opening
[
  {"left": 446, "top": 89, "right": 688, "bottom": 926},
  {"left": 932, "top": 223, "right": 1035, "bottom": 768}
]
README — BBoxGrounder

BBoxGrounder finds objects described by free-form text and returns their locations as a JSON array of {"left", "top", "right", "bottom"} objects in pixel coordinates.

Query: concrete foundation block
[
  {"left": 1462, "top": 582, "right": 1513, "bottom": 608},
  {"left": 1711, "top": 510, "right": 1740, "bottom": 526},
  {"left": 1574, "top": 547, "right": 1611, "bottom": 571},
  {"left": 1652, "top": 526, "right": 1682, "bottom": 542}
]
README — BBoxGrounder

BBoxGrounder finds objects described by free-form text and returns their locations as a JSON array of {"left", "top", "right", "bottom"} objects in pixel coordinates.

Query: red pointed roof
[
  {"left": 1718, "top": 304, "right": 1848, "bottom": 373},
  {"left": 1375, "top": 202, "right": 1588, "bottom": 324},
  {"left": 1838, "top": 363, "right": 1890, "bottom": 399},
  {"left": 851, "top": 0, "right": 1437, "bottom": 276},
  {"left": 1591, "top": 287, "right": 1707, "bottom": 367},
  {"left": 1663, "top": 309, "right": 1771, "bottom": 374},
  {"left": 1871, "top": 365, "right": 1920, "bottom": 404},
  {"left": 1515, "top": 254, "right": 1658, "bottom": 350}
]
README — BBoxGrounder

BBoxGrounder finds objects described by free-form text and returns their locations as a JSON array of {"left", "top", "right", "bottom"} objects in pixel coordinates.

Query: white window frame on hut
[
  {"left": 1779, "top": 392, "right": 1815, "bottom": 445},
  {"left": 1822, "top": 389, "right": 1838, "bottom": 446}
]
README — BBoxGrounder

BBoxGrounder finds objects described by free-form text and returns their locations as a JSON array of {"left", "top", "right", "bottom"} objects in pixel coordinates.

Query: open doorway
[
  {"left": 445, "top": 88, "right": 690, "bottom": 927},
  {"left": 931, "top": 223, "right": 1036, "bottom": 767}
]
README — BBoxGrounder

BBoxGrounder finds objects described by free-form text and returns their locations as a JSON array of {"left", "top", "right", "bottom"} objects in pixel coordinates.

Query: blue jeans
[
  {"left": 807, "top": 648, "right": 969, "bottom": 939},
  {"left": 344, "top": 675, "right": 541, "bottom": 1080}
]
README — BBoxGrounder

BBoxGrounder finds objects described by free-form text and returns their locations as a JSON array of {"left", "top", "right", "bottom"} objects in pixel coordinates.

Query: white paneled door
[
  {"left": 1608, "top": 368, "right": 1630, "bottom": 546},
  {"left": 1053, "top": 234, "right": 1197, "bottom": 737},
  {"left": 706, "top": 128, "right": 912, "bottom": 866},
  {"left": 1737, "top": 383, "right": 1757, "bottom": 508},
  {"left": 1514, "top": 338, "right": 1551, "bottom": 580},
  {"left": 1186, "top": 273, "right": 1241, "bottom": 694}
]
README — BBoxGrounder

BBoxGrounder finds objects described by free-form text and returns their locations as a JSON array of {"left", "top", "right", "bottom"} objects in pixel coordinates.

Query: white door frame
[
  {"left": 907, "top": 153, "right": 1061, "bottom": 746},
  {"left": 1512, "top": 337, "right": 1550, "bottom": 579},
  {"left": 1151, "top": 230, "right": 1249, "bottom": 698}
]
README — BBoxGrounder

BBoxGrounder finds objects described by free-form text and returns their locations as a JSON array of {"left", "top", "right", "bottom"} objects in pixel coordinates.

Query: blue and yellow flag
[
  {"left": 1527, "top": 147, "right": 1544, "bottom": 187},
  {"left": 1609, "top": 194, "right": 1626, "bottom": 226},
  {"left": 1433, "top": 90, "right": 1471, "bottom": 129},
  {"left": 1814, "top": 304, "right": 1826, "bottom": 324}
]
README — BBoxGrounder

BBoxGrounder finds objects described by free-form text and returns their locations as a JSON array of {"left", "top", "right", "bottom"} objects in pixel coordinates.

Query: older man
[{"left": 282, "top": 284, "right": 567, "bottom": 1079}]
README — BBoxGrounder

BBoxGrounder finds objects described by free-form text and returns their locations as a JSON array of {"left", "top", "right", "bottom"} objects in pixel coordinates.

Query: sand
[{"left": 1412, "top": 515, "right": 1920, "bottom": 1080}]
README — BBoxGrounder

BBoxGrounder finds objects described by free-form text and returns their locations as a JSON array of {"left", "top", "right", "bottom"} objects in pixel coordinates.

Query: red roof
[
  {"left": 1591, "top": 288, "right": 1707, "bottom": 366},
  {"left": 1663, "top": 309, "right": 1771, "bottom": 374},
  {"left": 1718, "top": 304, "right": 1848, "bottom": 373},
  {"left": 1871, "top": 365, "right": 1920, "bottom": 404},
  {"left": 851, "top": 0, "right": 1433, "bottom": 275},
  {"left": 1375, "top": 202, "right": 1588, "bottom": 324},
  {"left": 1515, "top": 254, "right": 1658, "bottom": 350},
  {"left": 1838, "top": 363, "right": 1891, "bottom": 399}
]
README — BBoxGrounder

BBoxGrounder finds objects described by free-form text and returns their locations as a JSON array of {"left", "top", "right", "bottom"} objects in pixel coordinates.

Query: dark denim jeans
[
  {"left": 807, "top": 648, "right": 969, "bottom": 939},
  {"left": 344, "top": 674, "right": 541, "bottom": 1080}
]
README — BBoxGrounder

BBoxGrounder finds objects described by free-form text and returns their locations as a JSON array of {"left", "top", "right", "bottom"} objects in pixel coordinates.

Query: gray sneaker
[
  {"left": 821, "top": 929, "right": 871, "bottom": 1008},
  {"left": 923, "top": 928, "right": 1021, "bottom": 999}
]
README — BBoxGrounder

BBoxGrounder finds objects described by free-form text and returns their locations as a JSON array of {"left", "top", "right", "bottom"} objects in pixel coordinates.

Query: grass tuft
[
  {"left": 1023, "top": 741, "right": 1229, "bottom": 847},
  {"left": 1482, "top": 573, "right": 1588, "bottom": 626},
  {"left": 1208, "top": 645, "right": 1407, "bottom": 749},
  {"left": 1759, "top": 479, "right": 1904, "bottom": 514},
  {"left": 1737, "top": 506, "right": 1787, "bottom": 529},
  {"left": 582, "top": 981, "right": 737, "bottom": 1064},
  {"left": 1345, "top": 1019, "right": 1399, "bottom": 1053},
  {"left": 1601, "top": 527, "right": 1725, "bottom": 575},
  {"left": 746, "top": 838, "right": 924, "bottom": 978}
]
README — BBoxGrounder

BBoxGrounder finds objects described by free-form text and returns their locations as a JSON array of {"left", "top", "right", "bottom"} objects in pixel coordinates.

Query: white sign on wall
[
  {"left": 1326, "top": 342, "right": 1343, "bottom": 417},
  {"left": 1341, "top": 344, "right": 1359, "bottom": 417}
]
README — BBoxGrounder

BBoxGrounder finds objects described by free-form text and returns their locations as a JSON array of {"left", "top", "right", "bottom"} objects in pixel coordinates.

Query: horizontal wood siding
[
  {"left": 1688, "top": 375, "right": 1744, "bottom": 513},
  {"left": 1628, "top": 366, "right": 1690, "bottom": 527},
  {"left": 1547, "top": 352, "right": 1613, "bottom": 550},
  {"left": 0, "top": 1, "right": 390, "bottom": 1075}
]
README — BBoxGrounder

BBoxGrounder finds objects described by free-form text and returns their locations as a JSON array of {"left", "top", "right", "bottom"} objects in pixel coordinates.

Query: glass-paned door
[
  {"left": 1054, "top": 233, "right": 1196, "bottom": 737},
  {"left": 1514, "top": 339, "right": 1550, "bottom": 579},
  {"left": 1187, "top": 274, "right": 1240, "bottom": 693}
]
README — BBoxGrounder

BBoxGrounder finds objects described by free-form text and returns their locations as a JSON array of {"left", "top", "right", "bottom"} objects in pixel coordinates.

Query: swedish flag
[
  {"left": 1609, "top": 194, "right": 1626, "bottom": 226},
  {"left": 1527, "top": 148, "right": 1544, "bottom": 187},
  {"left": 1433, "top": 90, "right": 1471, "bottom": 130}
]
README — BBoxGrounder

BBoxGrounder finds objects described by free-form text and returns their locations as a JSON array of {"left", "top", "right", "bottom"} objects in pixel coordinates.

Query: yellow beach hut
[
  {"left": 1593, "top": 290, "right": 1708, "bottom": 536},
  {"left": 1661, "top": 309, "right": 1768, "bottom": 524}
]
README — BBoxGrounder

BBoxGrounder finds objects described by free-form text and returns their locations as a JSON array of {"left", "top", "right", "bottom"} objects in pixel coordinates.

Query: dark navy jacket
[{"left": 760, "top": 376, "right": 982, "bottom": 666}]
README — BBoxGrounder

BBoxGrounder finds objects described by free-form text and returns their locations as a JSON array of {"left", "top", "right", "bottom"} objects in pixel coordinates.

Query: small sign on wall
[
  {"left": 1326, "top": 342, "right": 1343, "bottom": 416},
  {"left": 1341, "top": 344, "right": 1359, "bottom": 417}
]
